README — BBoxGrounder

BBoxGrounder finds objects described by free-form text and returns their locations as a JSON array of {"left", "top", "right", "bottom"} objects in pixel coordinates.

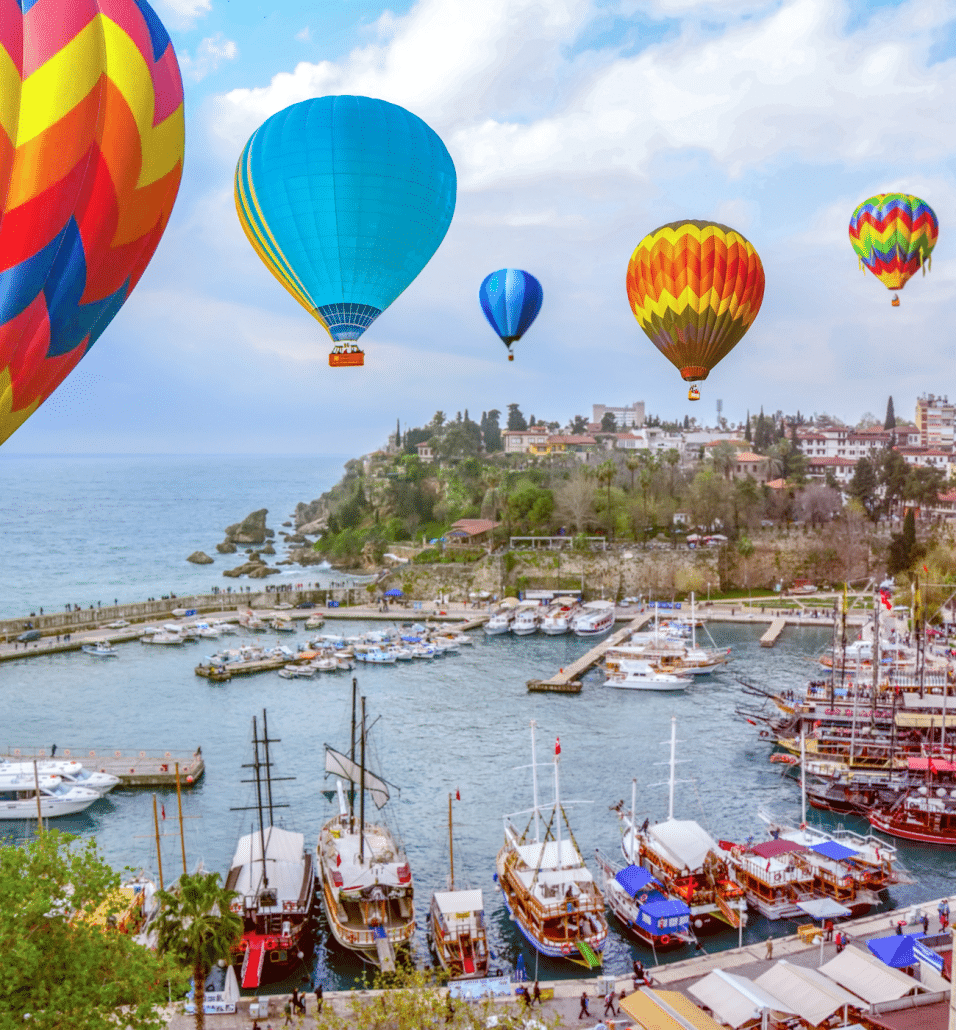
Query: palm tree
[
  {"left": 595, "top": 459, "right": 617, "bottom": 540},
  {"left": 156, "top": 871, "right": 242, "bottom": 1030}
]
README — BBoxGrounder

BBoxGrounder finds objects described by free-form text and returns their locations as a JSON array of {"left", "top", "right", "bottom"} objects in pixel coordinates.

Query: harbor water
[{"left": 3, "top": 616, "right": 954, "bottom": 991}]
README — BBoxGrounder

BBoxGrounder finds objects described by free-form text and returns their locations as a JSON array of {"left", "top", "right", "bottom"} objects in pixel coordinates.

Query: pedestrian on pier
[
  {"left": 579, "top": 990, "right": 590, "bottom": 1019},
  {"left": 765, "top": 937, "right": 773, "bottom": 959},
  {"left": 282, "top": 1000, "right": 292, "bottom": 1026},
  {"left": 922, "top": 912, "right": 929, "bottom": 934},
  {"left": 315, "top": 984, "right": 323, "bottom": 1013},
  {"left": 604, "top": 989, "right": 619, "bottom": 1016},
  {"left": 939, "top": 899, "right": 950, "bottom": 930},
  {"left": 291, "top": 988, "right": 305, "bottom": 1014},
  {"left": 531, "top": 981, "right": 542, "bottom": 1007}
]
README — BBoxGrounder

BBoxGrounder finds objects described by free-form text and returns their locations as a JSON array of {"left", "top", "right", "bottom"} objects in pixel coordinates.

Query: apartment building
[
  {"left": 592, "top": 401, "right": 645, "bottom": 428},
  {"left": 915, "top": 394, "right": 955, "bottom": 450}
]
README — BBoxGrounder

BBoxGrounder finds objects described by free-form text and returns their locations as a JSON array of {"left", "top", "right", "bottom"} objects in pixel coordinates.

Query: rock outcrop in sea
[
  {"left": 186, "top": 551, "right": 214, "bottom": 564},
  {"left": 223, "top": 509, "right": 274, "bottom": 545}
]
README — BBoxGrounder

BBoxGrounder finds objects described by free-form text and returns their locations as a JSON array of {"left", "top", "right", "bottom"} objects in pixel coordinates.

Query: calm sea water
[
  {"left": 0, "top": 453, "right": 352, "bottom": 619},
  {"left": 3, "top": 617, "right": 954, "bottom": 991}
]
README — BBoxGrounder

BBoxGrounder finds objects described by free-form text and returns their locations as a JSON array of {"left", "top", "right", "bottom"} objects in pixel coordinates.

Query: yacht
[
  {"left": 540, "top": 600, "right": 579, "bottom": 636},
  {"left": 0, "top": 772, "right": 101, "bottom": 819},
  {"left": 511, "top": 603, "right": 543, "bottom": 636},
  {"left": 0, "top": 760, "right": 119, "bottom": 795},
  {"left": 483, "top": 607, "right": 516, "bottom": 636},
  {"left": 571, "top": 600, "right": 615, "bottom": 637},
  {"left": 605, "top": 660, "right": 691, "bottom": 691},
  {"left": 82, "top": 641, "right": 118, "bottom": 657}
]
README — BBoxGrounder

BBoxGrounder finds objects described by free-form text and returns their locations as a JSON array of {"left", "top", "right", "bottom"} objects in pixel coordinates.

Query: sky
[{"left": 6, "top": 0, "right": 956, "bottom": 454}]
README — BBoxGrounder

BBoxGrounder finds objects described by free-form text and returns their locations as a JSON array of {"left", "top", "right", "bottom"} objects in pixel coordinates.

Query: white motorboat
[
  {"left": 141, "top": 631, "right": 185, "bottom": 645},
  {"left": 354, "top": 647, "right": 397, "bottom": 664},
  {"left": 305, "top": 614, "right": 325, "bottom": 630},
  {"left": 270, "top": 617, "right": 296, "bottom": 633},
  {"left": 0, "top": 760, "right": 119, "bottom": 795},
  {"left": 186, "top": 622, "right": 222, "bottom": 639},
  {"left": 106, "top": 619, "right": 130, "bottom": 629},
  {"left": 511, "top": 603, "right": 543, "bottom": 636},
  {"left": 317, "top": 682, "right": 415, "bottom": 968},
  {"left": 540, "top": 600, "right": 578, "bottom": 636},
  {"left": 0, "top": 773, "right": 101, "bottom": 819},
  {"left": 571, "top": 600, "right": 615, "bottom": 637},
  {"left": 82, "top": 641, "right": 118, "bottom": 657},
  {"left": 483, "top": 599, "right": 518, "bottom": 636},
  {"left": 605, "top": 660, "right": 691, "bottom": 691},
  {"left": 277, "top": 664, "right": 316, "bottom": 679}
]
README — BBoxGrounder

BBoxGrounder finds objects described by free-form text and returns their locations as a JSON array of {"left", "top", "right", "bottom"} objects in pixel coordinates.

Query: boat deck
[{"left": 529, "top": 612, "right": 653, "bottom": 690}]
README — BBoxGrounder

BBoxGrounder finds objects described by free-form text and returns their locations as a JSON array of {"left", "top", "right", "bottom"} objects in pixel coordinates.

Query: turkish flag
[
  {"left": 455, "top": 789, "right": 461, "bottom": 801},
  {"left": 161, "top": 804, "right": 166, "bottom": 820},
  {"left": 555, "top": 737, "right": 561, "bottom": 756}
]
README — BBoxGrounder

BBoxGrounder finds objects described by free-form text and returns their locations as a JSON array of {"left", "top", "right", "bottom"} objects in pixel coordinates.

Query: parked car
[
  {"left": 17, "top": 629, "right": 41, "bottom": 642},
  {"left": 296, "top": 601, "right": 316, "bottom": 609}
]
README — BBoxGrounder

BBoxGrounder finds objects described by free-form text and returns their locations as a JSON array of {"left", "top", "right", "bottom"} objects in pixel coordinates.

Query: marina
[{"left": 0, "top": 747, "right": 205, "bottom": 787}]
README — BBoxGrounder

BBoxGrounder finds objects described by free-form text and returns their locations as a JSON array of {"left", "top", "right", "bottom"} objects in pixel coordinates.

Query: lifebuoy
[
  {"left": 638, "top": 893, "right": 648, "bottom": 904},
  {"left": 759, "top": 730, "right": 769, "bottom": 738},
  {"left": 773, "top": 872, "right": 781, "bottom": 883},
  {"left": 114, "top": 750, "right": 121, "bottom": 757},
  {"left": 89, "top": 750, "right": 95, "bottom": 756},
  {"left": 660, "top": 934, "right": 670, "bottom": 945},
  {"left": 139, "top": 750, "right": 146, "bottom": 758},
  {"left": 63, "top": 750, "right": 70, "bottom": 756},
  {"left": 165, "top": 751, "right": 171, "bottom": 758}
]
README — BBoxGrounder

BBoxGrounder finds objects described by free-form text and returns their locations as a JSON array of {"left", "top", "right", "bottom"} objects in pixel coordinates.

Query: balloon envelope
[
  {"left": 235, "top": 95, "right": 457, "bottom": 348},
  {"left": 478, "top": 268, "right": 543, "bottom": 351},
  {"left": 626, "top": 220, "right": 764, "bottom": 382},
  {"left": 0, "top": 0, "right": 185, "bottom": 446},
  {"left": 849, "top": 193, "right": 938, "bottom": 293}
]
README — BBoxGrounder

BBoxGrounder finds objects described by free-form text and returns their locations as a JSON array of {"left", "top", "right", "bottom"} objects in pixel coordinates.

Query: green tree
[
  {"left": 481, "top": 409, "right": 502, "bottom": 452},
  {"left": 711, "top": 441, "right": 737, "bottom": 480},
  {"left": 156, "top": 871, "right": 242, "bottom": 1030},
  {"left": 506, "top": 403, "right": 527, "bottom": 431},
  {"left": 887, "top": 507, "right": 921, "bottom": 576},
  {"left": 600, "top": 411, "right": 617, "bottom": 432},
  {"left": 737, "top": 533, "right": 756, "bottom": 596},
  {"left": 0, "top": 830, "right": 183, "bottom": 1030},
  {"left": 595, "top": 459, "right": 617, "bottom": 539},
  {"left": 744, "top": 411, "right": 751, "bottom": 442},
  {"left": 884, "top": 396, "right": 896, "bottom": 430},
  {"left": 848, "top": 456, "right": 880, "bottom": 522},
  {"left": 904, "top": 465, "right": 945, "bottom": 510},
  {"left": 878, "top": 448, "right": 909, "bottom": 518},
  {"left": 570, "top": 414, "right": 588, "bottom": 434}
]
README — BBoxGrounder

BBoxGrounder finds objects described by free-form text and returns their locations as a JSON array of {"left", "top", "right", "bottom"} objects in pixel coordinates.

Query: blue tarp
[
  {"left": 810, "top": 840, "right": 859, "bottom": 861},
  {"left": 867, "top": 933, "right": 926, "bottom": 968},
  {"left": 384, "top": 588, "right": 404, "bottom": 597},
  {"left": 614, "top": 865, "right": 656, "bottom": 897},
  {"left": 636, "top": 897, "right": 690, "bottom": 934}
]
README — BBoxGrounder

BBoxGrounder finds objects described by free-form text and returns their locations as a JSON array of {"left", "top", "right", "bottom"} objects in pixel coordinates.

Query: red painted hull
[{"left": 868, "top": 811, "right": 956, "bottom": 846}]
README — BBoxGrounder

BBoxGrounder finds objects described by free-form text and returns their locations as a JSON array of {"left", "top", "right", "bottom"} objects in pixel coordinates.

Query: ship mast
[{"left": 530, "top": 720, "right": 540, "bottom": 842}]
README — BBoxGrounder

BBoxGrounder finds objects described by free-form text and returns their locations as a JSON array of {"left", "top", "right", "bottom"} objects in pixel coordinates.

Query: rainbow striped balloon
[
  {"left": 848, "top": 193, "right": 938, "bottom": 295},
  {"left": 626, "top": 220, "right": 765, "bottom": 383},
  {"left": 0, "top": 0, "right": 185, "bottom": 446}
]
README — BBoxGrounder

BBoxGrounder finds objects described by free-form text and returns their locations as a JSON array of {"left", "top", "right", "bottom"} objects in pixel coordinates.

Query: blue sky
[{"left": 7, "top": 0, "right": 956, "bottom": 453}]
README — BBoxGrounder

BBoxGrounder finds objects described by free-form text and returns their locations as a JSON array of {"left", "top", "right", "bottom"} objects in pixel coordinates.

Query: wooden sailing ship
[
  {"left": 429, "top": 792, "right": 489, "bottom": 979},
  {"left": 226, "top": 710, "right": 316, "bottom": 990},
  {"left": 495, "top": 722, "right": 607, "bottom": 967},
  {"left": 316, "top": 679, "right": 415, "bottom": 969}
]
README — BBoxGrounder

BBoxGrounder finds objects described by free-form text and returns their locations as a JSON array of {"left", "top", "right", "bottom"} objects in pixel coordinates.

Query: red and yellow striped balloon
[
  {"left": 626, "top": 220, "right": 765, "bottom": 384},
  {"left": 0, "top": 0, "right": 185, "bottom": 445}
]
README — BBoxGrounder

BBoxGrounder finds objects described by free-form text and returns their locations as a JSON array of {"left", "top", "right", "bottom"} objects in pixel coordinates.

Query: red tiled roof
[
  {"left": 548, "top": 435, "right": 597, "bottom": 445},
  {"left": 808, "top": 456, "right": 856, "bottom": 466},
  {"left": 450, "top": 519, "right": 500, "bottom": 536},
  {"left": 750, "top": 839, "right": 809, "bottom": 858},
  {"left": 735, "top": 452, "right": 766, "bottom": 463},
  {"left": 766, "top": 478, "right": 787, "bottom": 489}
]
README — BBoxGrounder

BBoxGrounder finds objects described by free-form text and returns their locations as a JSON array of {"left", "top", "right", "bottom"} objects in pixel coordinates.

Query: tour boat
[
  {"left": 571, "top": 600, "right": 615, "bottom": 637},
  {"left": 868, "top": 785, "right": 956, "bottom": 845},
  {"left": 617, "top": 719, "right": 748, "bottom": 935},
  {"left": 593, "top": 849, "right": 692, "bottom": 953},
  {"left": 226, "top": 711, "right": 316, "bottom": 990},
  {"left": 0, "top": 772, "right": 101, "bottom": 819},
  {"left": 82, "top": 640, "right": 118, "bottom": 657},
  {"left": 429, "top": 792, "right": 489, "bottom": 980},
  {"left": 511, "top": 603, "right": 543, "bottom": 636},
  {"left": 484, "top": 603, "right": 517, "bottom": 636},
  {"left": 495, "top": 722, "right": 608, "bottom": 966},
  {"left": 317, "top": 680, "right": 415, "bottom": 969},
  {"left": 540, "top": 600, "right": 578, "bottom": 636}
]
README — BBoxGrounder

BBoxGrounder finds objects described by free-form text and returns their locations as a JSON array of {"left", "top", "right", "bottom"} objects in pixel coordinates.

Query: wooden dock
[
  {"left": 195, "top": 656, "right": 287, "bottom": 679},
  {"left": 1, "top": 747, "right": 205, "bottom": 787},
  {"left": 527, "top": 612, "right": 653, "bottom": 691},
  {"left": 760, "top": 617, "right": 787, "bottom": 647}
]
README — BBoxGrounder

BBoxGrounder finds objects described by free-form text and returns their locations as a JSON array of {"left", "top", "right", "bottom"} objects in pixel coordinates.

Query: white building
[
  {"left": 592, "top": 401, "right": 645, "bottom": 428},
  {"left": 916, "top": 394, "right": 955, "bottom": 451}
]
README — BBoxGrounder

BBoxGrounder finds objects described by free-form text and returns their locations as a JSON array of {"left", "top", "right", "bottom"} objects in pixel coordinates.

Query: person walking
[
  {"left": 939, "top": 899, "right": 950, "bottom": 930},
  {"left": 922, "top": 912, "right": 930, "bottom": 935},
  {"left": 531, "top": 981, "right": 542, "bottom": 1008},
  {"left": 282, "top": 999, "right": 292, "bottom": 1026},
  {"left": 579, "top": 991, "right": 590, "bottom": 1019},
  {"left": 315, "top": 984, "right": 323, "bottom": 1014},
  {"left": 765, "top": 937, "right": 773, "bottom": 959},
  {"left": 604, "top": 989, "right": 619, "bottom": 1017}
]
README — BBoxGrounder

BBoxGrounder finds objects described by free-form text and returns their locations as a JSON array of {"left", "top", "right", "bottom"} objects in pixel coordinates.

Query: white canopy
[
  {"left": 755, "top": 961, "right": 862, "bottom": 1026},
  {"left": 648, "top": 819, "right": 720, "bottom": 872},
  {"left": 433, "top": 889, "right": 483, "bottom": 915},
  {"left": 689, "top": 970, "right": 796, "bottom": 1028},
  {"left": 515, "top": 839, "right": 581, "bottom": 871},
  {"left": 229, "top": 826, "right": 306, "bottom": 905},
  {"left": 797, "top": 899, "right": 852, "bottom": 920},
  {"left": 819, "top": 947, "right": 925, "bottom": 1004},
  {"left": 325, "top": 747, "right": 390, "bottom": 809}
]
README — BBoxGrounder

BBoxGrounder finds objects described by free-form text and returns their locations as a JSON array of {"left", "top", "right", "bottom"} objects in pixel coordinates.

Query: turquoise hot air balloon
[{"left": 235, "top": 95, "right": 457, "bottom": 366}]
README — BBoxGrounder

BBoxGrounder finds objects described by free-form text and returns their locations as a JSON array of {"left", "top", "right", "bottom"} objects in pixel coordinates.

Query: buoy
[{"left": 186, "top": 775, "right": 194, "bottom": 783}]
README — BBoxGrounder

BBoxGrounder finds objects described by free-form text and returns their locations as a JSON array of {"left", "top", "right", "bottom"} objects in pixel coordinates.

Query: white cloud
[
  {"left": 179, "top": 33, "right": 239, "bottom": 83},
  {"left": 296, "top": 26, "right": 311, "bottom": 42},
  {"left": 152, "top": 0, "right": 211, "bottom": 31}
]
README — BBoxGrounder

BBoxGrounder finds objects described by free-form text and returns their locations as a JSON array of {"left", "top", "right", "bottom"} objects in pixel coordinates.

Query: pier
[
  {"left": 528, "top": 612, "right": 653, "bottom": 691},
  {"left": 1, "top": 747, "right": 205, "bottom": 787},
  {"left": 760, "top": 617, "right": 787, "bottom": 647}
]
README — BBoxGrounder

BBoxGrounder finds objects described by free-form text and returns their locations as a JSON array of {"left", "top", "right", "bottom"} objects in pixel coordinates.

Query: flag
[
  {"left": 161, "top": 804, "right": 166, "bottom": 820},
  {"left": 455, "top": 789, "right": 460, "bottom": 801},
  {"left": 766, "top": 861, "right": 771, "bottom": 872},
  {"left": 745, "top": 718, "right": 757, "bottom": 726},
  {"left": 880, "top": 589, "right": 892, "bottom": 611},
  {"left": 924, "top": 564, "right": 929, "bottom": 574},
  {"left": 555, "top": 736, "right": 561, "bottom": 756}
]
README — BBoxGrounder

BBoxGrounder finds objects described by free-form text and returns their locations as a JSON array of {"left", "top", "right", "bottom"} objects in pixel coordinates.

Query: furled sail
[{"left": 325, "top": 747, "right": 390, "bottom": 809}]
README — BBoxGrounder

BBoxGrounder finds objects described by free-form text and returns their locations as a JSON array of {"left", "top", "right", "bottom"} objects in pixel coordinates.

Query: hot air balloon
[
  {"left": 478, "top": 268, "right": 543, "bottom": 361},
  {"left": 0, "top": 0, "right": 185, "bottom": 445},
  {"left": 625, "top": 220, "right": 765, "bottom": 401},
  {"left": 848, "top": 193, "right": 938, "bottom": 306},
  {"left": 235, "top": 96, "right": 457, "bottom": 368}
]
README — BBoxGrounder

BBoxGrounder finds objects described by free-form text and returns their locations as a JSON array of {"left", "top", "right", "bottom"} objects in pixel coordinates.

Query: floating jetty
[
  {"left": 195, "top": 656, "right": 286, "bottom": 679},
  {"left": 1, "top": 747, "right": 205, "bottom": 787},
  {"left": 760, "top": 617, "right": 787, "bottom": 647},
  {"left": 528, "top": 612, "right": 653, "bottom": 691}
]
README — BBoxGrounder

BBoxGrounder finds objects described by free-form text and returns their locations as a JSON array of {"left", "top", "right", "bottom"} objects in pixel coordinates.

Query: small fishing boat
[
  {"left": 594, "top": 849, "right": 692, "bottom": 953},
  {"left": 511, "top": 602, "right": 543, "bottom": 636},
  {"left": 277, "top": 664, "right": 316, "bottom": 679},
  {"left": 82, "top": 640, "right": 118, "bottom": 657},
  {"left": 429, "top": 792, "right": 489, "bottom": 980},
  {"left": 495, "top": 722, "right": 608, "bottom": 966},
  {"left": 0, "top": 759, "right": 119, "bottom": 795},
  {"left": 484, "top": 600, "right": 517, "bottom": 636}
]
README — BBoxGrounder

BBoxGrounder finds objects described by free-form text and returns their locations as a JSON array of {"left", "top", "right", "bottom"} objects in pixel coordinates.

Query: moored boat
[
  {"left": 0, "top": 772, "right": 100, "bottom": 818},
  {"left": 571, "top": 600, "right": 615, "bottom": 637},
  {"left": 869, "top": 785, "right": 956, "bottom": 845},
  {"left": 317, "top": 680, "right": 415, "bottom": 969},
  {"left": 82, "top": 640, "right": 118, "bottom": 657},
  {"left": 495, "top": 722, "right": 608, "bottom": 966},
  {"left": 605, "top": 660, "right": 691, "bottom": 691}
]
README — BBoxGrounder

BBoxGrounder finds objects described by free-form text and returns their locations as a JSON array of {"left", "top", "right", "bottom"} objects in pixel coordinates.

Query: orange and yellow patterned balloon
[{"left": 626, "top": 220, "right": 765, "bottom": 385}]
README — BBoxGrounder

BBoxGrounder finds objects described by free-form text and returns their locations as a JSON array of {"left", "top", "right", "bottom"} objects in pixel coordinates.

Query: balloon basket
[
  {"left": 508, "top": 353, "right": 514, "bottom": 362},
  {"left": 329, "top": 345, "right": 364, "bottom": 367},
  {"left": 891, "top": 295, "right": 900, "bottom": 308},
  {"left": 688, "top": 387, "right": 700, "bottom": 401}
]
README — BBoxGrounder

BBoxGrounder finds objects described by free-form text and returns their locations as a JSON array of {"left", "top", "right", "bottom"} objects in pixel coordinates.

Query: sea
[{"left": 1, "top": 455, "right": 954, "bottom": 993}]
